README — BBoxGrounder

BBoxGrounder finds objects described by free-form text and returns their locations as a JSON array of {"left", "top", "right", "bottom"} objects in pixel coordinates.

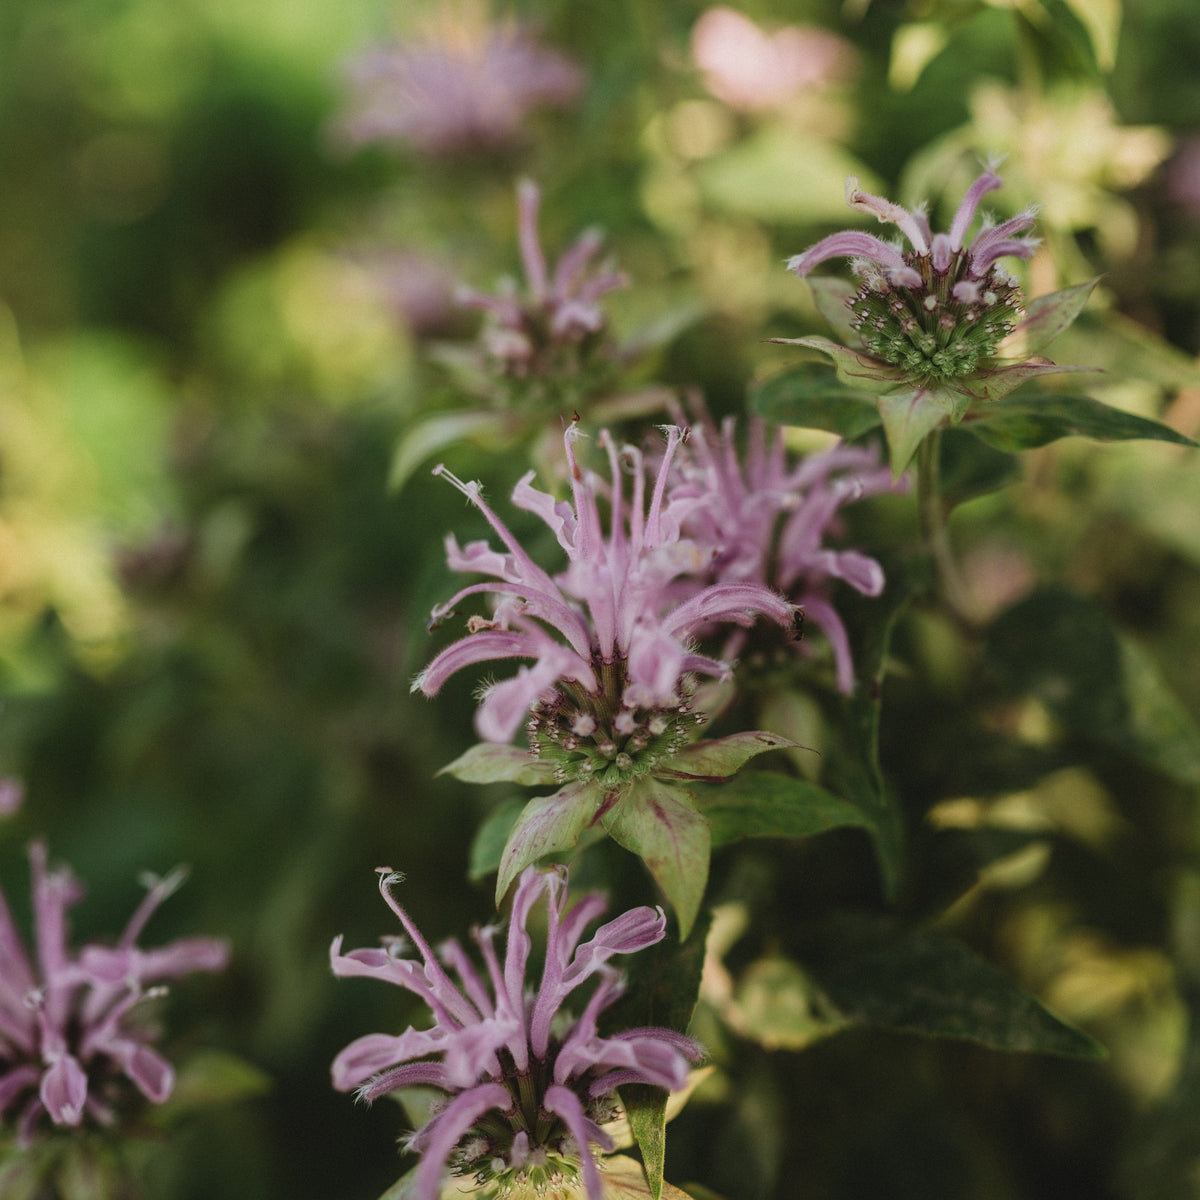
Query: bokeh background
[{"left": 3, "top": 1, "right": 1200, "bottom": 1197}]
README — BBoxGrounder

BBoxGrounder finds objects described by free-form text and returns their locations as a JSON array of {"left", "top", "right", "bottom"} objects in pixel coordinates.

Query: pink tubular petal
[
  {"left": 414, "top": 629, "right": 548, "bottom": 698},
  {"left": 800, "top": 594, "right": 857, "bottom": 694},
  {"left": 552, "top": 228, "right": 604, "bottom": 298},
  {"left": 948, "top": 169, "right": 1003, "bottom": 249},
  {"left": 40, "top": 1054, "right": 88, "bottom": 1126},
  {"left": 357, "top": 1061, "right": 453, "bottom": 1103},
  {"left": 544, "top": 1084, "right": 606, "bottom": 1200},
  {"left": 787, "top": 232, "right": 915, "bottom": 280},
  {"left": 663, "top": 582, "right": 794, "bottom": 639},
  {"left": 474, "top": 650, "right": 590, "bottom": 743},
  {"left": 120, "top": 1043, "right": 175, "bottom": 1104},
  {"left": 845, "top": 179, "right": 929, "bottom": 254},
  {"left": 331, "top": 1028, "right": 446, "bottom": 1092},
  {"left": 517, "top": 180, "right": 549, "bottom": 303},
  {"left": 410, "top": 1083, "right": 511, "bottom": 1200}
]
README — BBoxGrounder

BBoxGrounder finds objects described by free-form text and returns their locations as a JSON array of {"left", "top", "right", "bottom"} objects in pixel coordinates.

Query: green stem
[{"left": 916, "top": 431, "right": 976, "bottom": 626}]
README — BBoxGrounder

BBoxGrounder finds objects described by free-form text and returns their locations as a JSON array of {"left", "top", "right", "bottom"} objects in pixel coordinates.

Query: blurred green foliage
[{"left": 2, "top": 0, "right": 1200, "bottom": 1198}]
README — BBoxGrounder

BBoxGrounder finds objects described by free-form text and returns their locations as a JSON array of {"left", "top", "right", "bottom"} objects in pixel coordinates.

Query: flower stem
[{"left": 916, "top": 431, "right": 975, "bottom": 626}]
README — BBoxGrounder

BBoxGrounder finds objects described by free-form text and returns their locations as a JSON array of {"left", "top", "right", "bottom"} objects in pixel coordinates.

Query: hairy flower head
[
  {"left": 0, "top": 844, "right": 228, "bottom": 1143},
  {"left": 331, "top": 865, "right": 703, "bottom": 1200},
  {"left": 788, "top": 167, "right": 1039, "bottom": 384},
  {"left": 415, "top": 423, "right": 795, "bottom": 781}
]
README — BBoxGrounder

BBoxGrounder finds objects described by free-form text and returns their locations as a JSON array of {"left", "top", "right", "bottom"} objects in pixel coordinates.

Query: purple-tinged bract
[
  {"left": 0, "top": 844, "right": 229, "bottom": 1143},
  {"left": 331, "top": 865, "right": 703, "bottom": 1200}
]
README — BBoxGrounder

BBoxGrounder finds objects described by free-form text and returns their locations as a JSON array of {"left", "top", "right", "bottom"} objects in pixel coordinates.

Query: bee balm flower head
[
  {"left": 0, "top": 844, "right": 228, "bottom": 1144},
  {"left": 331, "top": 865, "right": 703, "bottom": 1200},
  {"left": 415, "top": 423, "right": 795, "bottom": 785},
  {"left": 788, "top": 168, "right": 1039, "bottom": 384}
]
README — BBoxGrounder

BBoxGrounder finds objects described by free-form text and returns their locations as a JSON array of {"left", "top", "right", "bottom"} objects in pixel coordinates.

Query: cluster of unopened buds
[{"left": 526, "top": 675, "right": 707, "bottom": 786}]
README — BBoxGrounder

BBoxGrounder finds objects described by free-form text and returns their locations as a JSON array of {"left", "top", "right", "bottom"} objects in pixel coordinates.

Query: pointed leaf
[
  {"left": 964, "top": 391, "right": 1197, "bottom": 452},
  {"left": 1015, "top": 277, "right": 1100, "bottom": 354},
  {"left": 806, "top": 277, "right": 861, "bottom": 345},
  {"left": 801, "top": 914, "right": 1105, "bottom": 1058},
  {"left": 659, "top": 731, "right": 800, "bottom": 782},
  {"left": 604, "top": 781, "right": 711, "bottom": 939},
  {"left": 496, "top": 782, "right": 607, "bottom": 903},
  {"left": 438, "top": 743, "right": 557, "bottom": 786},
  {"left": 878, "top": 387, "right": 958, "bottom": 474},
  {"left": 468, "top": 797, "right": 526, "bottom": 882},
  {"left": 389, "top": 411, "right": 514, "bottom": 493},
  {"left": 750, "top": 364, "right": 882, "bottom": 439},
  {"left": 620, "top": 1086, "right": 667, "bottom": 1200},
  {"left": 968, "top": 359, "right": 1097, "bottom": 402},
  {"left": 692, "top": 771, "right": 874, "bottom": 847},
  {"left": 768, "top": 337, "right": 908, "bottom": 394}
]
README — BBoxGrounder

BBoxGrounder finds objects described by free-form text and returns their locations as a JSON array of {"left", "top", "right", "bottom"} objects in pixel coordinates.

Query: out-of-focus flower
[
  {"left": 0, "top": 844, "right": 229, "bottom": 1143},
  {"left": 691, "top": 7, "right": 856, "bottom": 113},
  {"left": 371, "top": 249, "right": 464, "bottom": 338},
  {"left": 667, "top": 402, "right": 899, "bottom": 692},
  {"left": 333, "top": 3, "right": 583, "bottom": 157},
  {"left": 781, "top": 167, "right": 1096, "bottom": 469},
  {"left": 457, "top": 180, "right": 627, "bottom": 383},
  {"left": 415, "top": 421, "right": 794, "bottom": 753},
  {"left": 1167, "top": 135, "right": 1200, "bottom": 218},
  {"left": 331, "top": 865, "right": 703, "bottom": 1200},
  {"left": 0, "top": 779, "right": 22, "bottom": 818}
]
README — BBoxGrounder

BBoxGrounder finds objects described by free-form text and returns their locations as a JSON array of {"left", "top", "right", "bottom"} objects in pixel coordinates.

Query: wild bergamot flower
[
  {"left": 780, "top": 165, "right": 1096, "bottom": 470},
  {"left": 331, "top": 865, "right": 703, "bottom": 1200}
]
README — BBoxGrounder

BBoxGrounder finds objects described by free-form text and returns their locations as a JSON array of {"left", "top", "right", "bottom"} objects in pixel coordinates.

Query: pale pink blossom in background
[
  {"left": 0, "top": 845, "right": 228, "bottom": 1143},
  {"left": 691, "top": 6, "right": 856, "bottom": 112},
  {"left": 1167, "top": 135, "right": 1200, "bottom": 216},
  {"left": 334, "top": 3, "right": 583, "bottom": 156},
  {"left": 0, "top": 778, "right": 22, "bottom": 818}
]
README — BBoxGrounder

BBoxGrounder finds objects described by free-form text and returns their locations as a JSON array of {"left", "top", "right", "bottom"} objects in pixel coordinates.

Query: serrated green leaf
[
  {"left": 803, "top": 915, "right": 1105, "bottom": 1058},
  {"left": 964, "top": 391, "right": 1197, "bottom": 452},
  {"left": 468, "top": 796, "right": 526, "bottom": 881},
  {"left": 659, "top": 731, "right": 799, "bottom": 782},
  {"left": 750, "top": 364, "right": 882, "bottom": 439},
  {"left": 438, "top": 743, "right": 556, "bottom": 786},
  {"left": 1017, "top": 278, "right": 1100, "bottom": 355},
  {"left": 767, "top": 337, "right": 908, "bottom": 394},
  {"left": 604, "top": 781, "right": 710, "bottom": 939},
  {"left": 496, "top": 781, "right": 607, "bottom": 903},
  {"left": 692, "top": 771, "right": 873, "bottom": 847},
  {"left": 878, "top": 387, "right": 959, "bottom": 474}
]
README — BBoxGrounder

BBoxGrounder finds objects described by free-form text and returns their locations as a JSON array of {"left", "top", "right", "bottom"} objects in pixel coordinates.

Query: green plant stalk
[{"left": 916, "top": 430, "right": 975, "bottom": 625}]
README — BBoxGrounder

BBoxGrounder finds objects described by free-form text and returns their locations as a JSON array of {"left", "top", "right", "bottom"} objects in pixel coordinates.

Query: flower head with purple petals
[
  {"left": 331, "top": 865, "right": 703, "bottom": 1200},
  {"left": 415, "top": 422, "right": 795, "bottom": 783},
  {"left": 0, "top": 844, "right": 228, "bottom": 1144},
  {"left": 667, "top": 402, "right": 900, "bottom": 693},
  {"left": 457, "top": 181, "right": 628, "bottom": 388},
  {"left": 788, "top": 168, "right": 1039, "bottom": 384}
]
